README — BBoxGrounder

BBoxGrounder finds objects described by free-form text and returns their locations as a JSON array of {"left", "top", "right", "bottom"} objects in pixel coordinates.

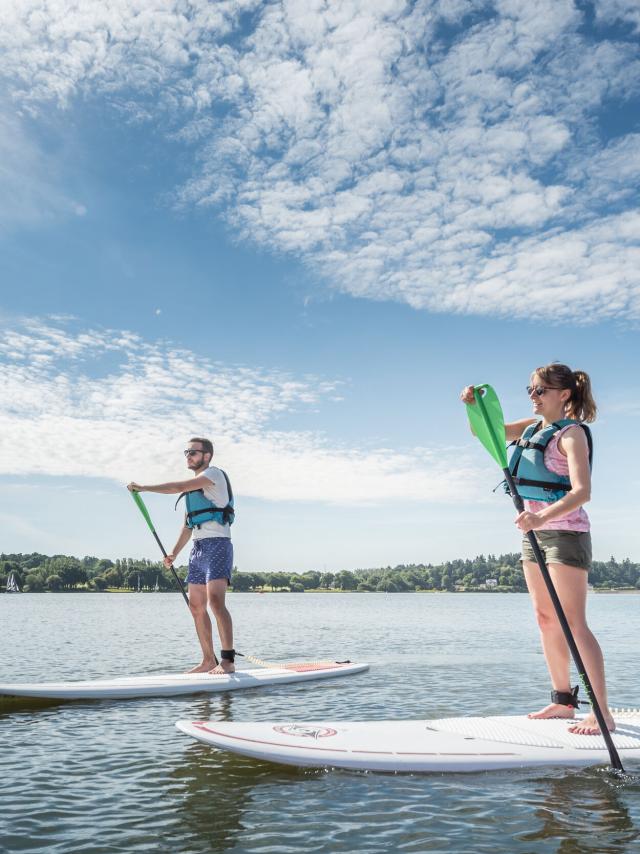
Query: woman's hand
[
  {"left": 460, "top": 385, "right": 476, "bottom": 405},
  {"left": 163, "top": 554, "right": 175, "bottom": 568},
  {"left": 127, "top": 482, "right": 143, "bottom": 492},
  {"left": 515, "top": 510, "right": 544, "bottom": 533}
]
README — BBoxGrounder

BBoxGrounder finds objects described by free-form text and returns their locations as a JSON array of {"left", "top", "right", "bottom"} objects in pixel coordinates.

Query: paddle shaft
[
  {"left": 503, "top": 467, "right": 623, "bottom": 772},
  {"left": 147, "top": 529, "right": 189, "bottom": 608}
]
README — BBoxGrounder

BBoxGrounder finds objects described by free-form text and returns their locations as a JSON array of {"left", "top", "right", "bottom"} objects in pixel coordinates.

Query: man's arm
[
  {"left": 127, "top": 474, "right": 212, "bottom": 495},
  {"left": 164, "top": 525, "right": 192, "bottom": 568}
]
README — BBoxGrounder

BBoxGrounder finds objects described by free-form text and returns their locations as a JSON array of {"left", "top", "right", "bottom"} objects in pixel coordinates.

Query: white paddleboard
[
  {"left": 0, "top": 661, "right": 368, "bottom": 701},
  {"left": 176, "top": 710, "right": 640, "bottom": 772}
]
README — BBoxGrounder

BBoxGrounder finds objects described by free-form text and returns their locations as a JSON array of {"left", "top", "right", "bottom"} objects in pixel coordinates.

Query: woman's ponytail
[{"left": 571, "top": 370, "right": 597, "bottom": 423}]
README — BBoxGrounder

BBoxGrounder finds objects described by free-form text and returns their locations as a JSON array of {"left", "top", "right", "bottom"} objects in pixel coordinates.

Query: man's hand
[{"left": 127, "top": 482, "right": 143, "bottom": 492}]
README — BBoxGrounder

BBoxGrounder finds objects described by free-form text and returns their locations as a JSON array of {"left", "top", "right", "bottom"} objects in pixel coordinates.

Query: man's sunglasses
[
  {"left": 184, "top": 449, "right": 204, "bottom": 457},
  {"left": 526, "top": 385, "right": 557, "bottom": 397}
]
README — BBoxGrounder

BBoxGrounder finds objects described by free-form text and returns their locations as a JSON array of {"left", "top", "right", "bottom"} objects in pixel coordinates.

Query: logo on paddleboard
[{"left": 273, "top": 724, "right": 338, "bottom": 739}]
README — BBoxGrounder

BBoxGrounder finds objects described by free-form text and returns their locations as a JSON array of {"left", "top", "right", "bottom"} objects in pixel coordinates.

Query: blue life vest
[
  {"left": 175, "top": 469, "right": 235, "bottom": 528},
  {"left": 506, "top": 420, "right": 593, "bottom": 503}
]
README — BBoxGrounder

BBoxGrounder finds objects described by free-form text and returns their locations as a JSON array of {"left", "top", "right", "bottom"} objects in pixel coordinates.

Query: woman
[{"left": 461, "top": 364, "right": 614, "bottom": 735}]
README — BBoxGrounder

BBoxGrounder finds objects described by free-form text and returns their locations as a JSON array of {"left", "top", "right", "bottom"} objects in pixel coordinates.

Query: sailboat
[
  {"left": 136, "top": 573, "right": 141, "bottom": 593},
  {"left": 6, "top": 572, "right": 20, "bottom": 594},
  {"left": 154, "top": 575, "right": 160, "bottom": 592}
]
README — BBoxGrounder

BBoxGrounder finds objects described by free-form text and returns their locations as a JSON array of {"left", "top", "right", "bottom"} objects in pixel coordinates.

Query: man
[{"left": 127, "top": 438, "right": 235, "bottom": 674}]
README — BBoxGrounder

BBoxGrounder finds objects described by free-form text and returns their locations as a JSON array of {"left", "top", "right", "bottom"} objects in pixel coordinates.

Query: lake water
[{"left": 1, "top": 592, "right": 639, "bottom": 853}]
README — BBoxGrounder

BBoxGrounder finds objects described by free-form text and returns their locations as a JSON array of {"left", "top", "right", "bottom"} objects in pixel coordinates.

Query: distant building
[{"left": 485, "top": 579, "right": 498, "bottom": 587}]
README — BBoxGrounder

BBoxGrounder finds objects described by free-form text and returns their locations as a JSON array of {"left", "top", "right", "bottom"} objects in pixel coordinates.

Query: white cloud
[
  {"left": 595, "top": 0, "right": 640, "bottom": 33},
  {"left": 568, "top": 134, "right": 640, "bottom": 209},
  {"left": 0, "top": 319, "right": 486, "bottom": 503},
  {"left": 0, "top": 1, "right": 639, "bottom": 320}
]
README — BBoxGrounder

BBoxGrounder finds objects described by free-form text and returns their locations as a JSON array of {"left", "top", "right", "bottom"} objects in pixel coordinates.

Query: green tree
[
  {"left": 335, "top": 570, "right": 356, "bottom": 590},
  {"left": 47, "top": 574, "right": 63, "bottom": 591},
  {"left": 104, "top": 567, "right": 124, "bottom": 588},
  {"left": 267, "top": 572, "right": 290, "bottom": 590},
  {"left": 231, "top": 570, "right": 253, "bottom": 591},
  {"left": 24, "top": 572, "right": 45, "bottom": 592}
]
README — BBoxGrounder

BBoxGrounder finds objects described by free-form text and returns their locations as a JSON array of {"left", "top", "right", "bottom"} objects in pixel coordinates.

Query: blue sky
[{"left": 0, "top": 0, "right": 638, "bottom": 570}]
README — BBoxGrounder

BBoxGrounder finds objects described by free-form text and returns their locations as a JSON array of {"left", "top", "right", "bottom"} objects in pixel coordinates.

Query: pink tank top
[{"left": 524, "top": 424, "right": 590, "bottom": 532}]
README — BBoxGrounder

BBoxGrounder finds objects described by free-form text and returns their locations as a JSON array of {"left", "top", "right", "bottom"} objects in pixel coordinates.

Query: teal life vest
[
  {"left": 506, "top": 420, "right": 593, "bottom": 503},
  {"left": 175, "top": 469, "right": 235, "bottom": 529}
]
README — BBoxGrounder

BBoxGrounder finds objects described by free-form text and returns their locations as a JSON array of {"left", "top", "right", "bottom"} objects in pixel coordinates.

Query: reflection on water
[
  {"left": 0, "top": 592, "right": 639, "bottom": 853},
  {"left": 521, "top": 769, "right": 640, "bottom": 853}
]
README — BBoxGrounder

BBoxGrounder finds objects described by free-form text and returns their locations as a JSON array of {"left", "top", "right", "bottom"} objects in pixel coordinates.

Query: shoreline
[{"left": 4, "top": 587, "right": 639, "bottom": 595}]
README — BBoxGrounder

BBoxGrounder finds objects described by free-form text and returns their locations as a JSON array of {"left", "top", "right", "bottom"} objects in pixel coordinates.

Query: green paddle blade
[
  {"left": 131, "top": 490, "right": 155, "bottom": 533},
  {"left": 465, "top": 384, "right": 508, "bottom": 469}
]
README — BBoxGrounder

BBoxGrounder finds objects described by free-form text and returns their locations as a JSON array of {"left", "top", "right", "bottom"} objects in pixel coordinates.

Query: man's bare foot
[
  {"left": 528, "top": 703, "right": 576, "bottom": 720},
  {"left": 568, "top": 713, "right": 616, "bottom": 735},
  {"left": 187, "top": 660, "right": 217, "bottom": 673},
  {"left": 209, "top": 661, "right": 235, "bottom": 674}
]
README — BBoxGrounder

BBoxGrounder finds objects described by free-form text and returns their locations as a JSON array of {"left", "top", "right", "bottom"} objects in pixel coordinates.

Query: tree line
[{"left": 2, "top": 552, "right": 639, "bottom": 593}]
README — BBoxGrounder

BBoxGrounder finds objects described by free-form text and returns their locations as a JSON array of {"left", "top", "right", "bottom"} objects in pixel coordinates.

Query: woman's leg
[
  {"left": 546, "top": 562, "right": 614, "bottom": 734},
  {"left": 523, "top": 560, "right": 574, "bottom": 720},
  {"left": 524, "top": 560, "right": 614, "bottom": 733}
]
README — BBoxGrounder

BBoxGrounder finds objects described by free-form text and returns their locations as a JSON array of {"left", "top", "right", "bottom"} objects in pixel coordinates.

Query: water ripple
[{"left": 1, "top": 593, "right": 639, "bottom": 853}]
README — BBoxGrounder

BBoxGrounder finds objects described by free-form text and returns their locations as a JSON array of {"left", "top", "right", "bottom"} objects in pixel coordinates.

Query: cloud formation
[
  {"left": 1, "top": 1, "right": 639, "bottom": 320},
  {"left": 0, "top": 319, "right": 484, "bottom": 503}
]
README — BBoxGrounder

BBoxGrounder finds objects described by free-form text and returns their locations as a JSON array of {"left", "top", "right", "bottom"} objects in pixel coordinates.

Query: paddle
[
  {"left": 130, "top": 490, "right": 190, "bottom": 608},
  {"left": 466, "top": 384, "right": 624, "bottom": 772}
]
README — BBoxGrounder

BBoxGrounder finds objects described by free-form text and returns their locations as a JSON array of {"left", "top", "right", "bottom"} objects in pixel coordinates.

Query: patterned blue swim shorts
[{"left": 187, "top": 537, "right": 233, "bottom": 586}]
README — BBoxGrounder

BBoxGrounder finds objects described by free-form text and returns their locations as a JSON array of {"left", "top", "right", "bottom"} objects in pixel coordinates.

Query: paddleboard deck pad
[
  {"left": 0, "top": 661, "right": 368, "bottom": 701},
  {"left": 176, "top": 710, "right": 640, "bottom": 772}
]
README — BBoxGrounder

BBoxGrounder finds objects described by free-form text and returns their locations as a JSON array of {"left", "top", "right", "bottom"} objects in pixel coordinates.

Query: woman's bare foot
[
  {"left": 209, "top": 661, "right": 235, "bottom": 675},
  {"left": 187, "top": 660, "right": 217, "bottom": 673},
  {"left": 568, "top": 712, "right": 616, "bottom": 735},
  {"left": 528, "top": 703, "right": 576, "bottom": 720}
]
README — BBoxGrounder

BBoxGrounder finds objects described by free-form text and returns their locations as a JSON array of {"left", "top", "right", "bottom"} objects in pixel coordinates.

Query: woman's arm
[
  {"left": 516, "top": 427, "right": 591, "bottom": 530},
  {"left": 504, "top": 417, "right": 537, "bottom": 442},
  {"left": 536, "top": 427, "right": 591, "bottom": 522}
]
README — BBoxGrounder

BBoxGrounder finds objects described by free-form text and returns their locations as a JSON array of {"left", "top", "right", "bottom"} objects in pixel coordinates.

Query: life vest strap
[
  {"left": 514, "top": 476, "right": 571, "bottom": 492},
  {"left": 515, "top": 440, "right": 546, "bottom": 451},
  {"left": 187, "top": 505, "right": 228, "bottom": 519}
]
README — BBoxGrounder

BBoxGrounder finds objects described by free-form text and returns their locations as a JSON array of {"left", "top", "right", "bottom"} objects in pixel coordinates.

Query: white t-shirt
[{"left": 190, "top": 465, "right": 232, "bottom": 541}]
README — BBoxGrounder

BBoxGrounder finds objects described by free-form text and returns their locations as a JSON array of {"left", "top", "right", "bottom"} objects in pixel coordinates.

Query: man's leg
[
  {"left": 187, "top": 583, "right": 217, "bottom": 673},
  {"left": 207, "top": 579, "right": 234, "bottom": 673}
]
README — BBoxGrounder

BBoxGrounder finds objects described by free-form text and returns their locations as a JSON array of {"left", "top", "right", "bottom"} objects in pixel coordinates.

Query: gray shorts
[{"left": 521, "top": 530, "right": 592, "bottom": 571}]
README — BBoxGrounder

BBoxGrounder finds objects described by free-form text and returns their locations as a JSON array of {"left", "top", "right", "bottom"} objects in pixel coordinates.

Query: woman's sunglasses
[{"left": 526, "top": 385, "right": 557, "bottom": 397}]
